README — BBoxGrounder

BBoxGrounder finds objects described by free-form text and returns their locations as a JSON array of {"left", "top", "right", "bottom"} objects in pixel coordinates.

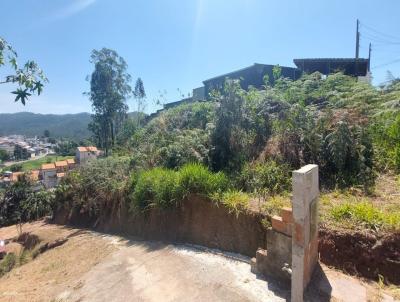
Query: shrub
[
  {"left": 131, "top": 168, "right": 179, "bottom": 210},
  {"left": 238, "top": 160, "right": 291, "bottom": 195},
  {"left": 177, "top": 163, "right": 229, "bottom": 197},
  {"left": 0, "top": 253, "right": 16, "bottom": 277},
  {"left": 131, "top": 163, "right": 229, "bottom": 211},
  {"left": 54, "top": 156, "right": 131, "bottom": 217}
]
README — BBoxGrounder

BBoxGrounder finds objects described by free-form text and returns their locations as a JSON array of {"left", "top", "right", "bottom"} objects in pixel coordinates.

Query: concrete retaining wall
[{"left": 54, "top": 194, "right": 268, "bottom": 257}]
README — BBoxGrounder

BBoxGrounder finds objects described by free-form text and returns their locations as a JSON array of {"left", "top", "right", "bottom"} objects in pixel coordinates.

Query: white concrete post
[{"left": 291, "top": 164, "right": 319, "bottom": 302}]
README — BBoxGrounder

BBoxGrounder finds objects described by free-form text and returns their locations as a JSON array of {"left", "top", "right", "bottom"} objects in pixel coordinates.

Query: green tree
[
  {"left": 87, "top": 48, "right": 132, "bottom": 155},
  {"left": 0, "top": 150, "right": 9, "bottom": 162},
  {"left": 43, "top": 129, "right": 50, "bottom": 138},
  {"left": 13, "top": 145, "right": 29, "bottom": 160},
  {"left": 134, "top": 77, "right": 146, "bottom": 127},
  {"left": 0, "top": 37, "right": 47, "bottom": 105}
]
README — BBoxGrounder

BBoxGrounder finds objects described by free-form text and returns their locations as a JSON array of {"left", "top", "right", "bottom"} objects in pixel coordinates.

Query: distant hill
[{"left": 0, "top": 112, "right": 92, "bottom": 140}]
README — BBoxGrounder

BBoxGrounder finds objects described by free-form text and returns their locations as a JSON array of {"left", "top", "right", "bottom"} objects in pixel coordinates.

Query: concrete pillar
[{"left": 291, "top": 164, "right": 319, "bottom": 302}]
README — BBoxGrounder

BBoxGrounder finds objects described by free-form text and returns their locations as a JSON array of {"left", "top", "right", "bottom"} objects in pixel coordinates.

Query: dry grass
[{"left": 0, "top": 221, "right": 117, "bottom": 302}]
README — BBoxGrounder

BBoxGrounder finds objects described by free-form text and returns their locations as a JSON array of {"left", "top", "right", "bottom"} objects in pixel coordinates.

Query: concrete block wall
[{"left": 251, "top": 207, "right": 294, "bottom": 284}]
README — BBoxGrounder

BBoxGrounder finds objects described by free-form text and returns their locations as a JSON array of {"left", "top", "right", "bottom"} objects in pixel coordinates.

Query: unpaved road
[
  {"left": 0, "top": 222, "right": 396, "bottom": 302},
  {"left": 0, "top": 222, "right": 288, "bottom": 302},
  {"left": 58, "top": 241, "right": 288, "bottom": 302}
]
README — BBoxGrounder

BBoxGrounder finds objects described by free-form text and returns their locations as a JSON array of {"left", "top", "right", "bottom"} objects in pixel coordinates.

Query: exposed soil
[
  {"left": 319, "top": 227, "right": 400, "bottom": 285},
  {"left": 0, "top": 221, "right": 118, "bottom": 302}
]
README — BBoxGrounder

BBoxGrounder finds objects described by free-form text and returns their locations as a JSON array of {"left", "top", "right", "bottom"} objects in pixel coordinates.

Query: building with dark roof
[
  {"left": 202, "top": 63, "right": 301, "bottom": 98},
  {"left": 155, "top": 58, "right": 371, "bottom": 117},
  {"left": 293, "top": 58, "right": 369, "bottom": 77}
]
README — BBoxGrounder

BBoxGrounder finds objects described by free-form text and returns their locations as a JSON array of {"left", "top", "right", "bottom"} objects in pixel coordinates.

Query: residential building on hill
[
  {"left": 75, "top": 146, "right": 101, "bottom": 164},
  {"left": 41, "top": 163, "right": 57, "bottom": 189}
]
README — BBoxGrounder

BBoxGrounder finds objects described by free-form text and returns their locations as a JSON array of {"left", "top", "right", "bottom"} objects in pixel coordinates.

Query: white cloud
[{"left": 50, "top": 0, "right": 96, "bottom": 21}]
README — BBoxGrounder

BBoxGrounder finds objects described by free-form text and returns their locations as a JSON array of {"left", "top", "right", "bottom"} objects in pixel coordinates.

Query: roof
[
  {"left": 57, "top": 172, "right": 65, "bottom": 178},
  {"left": 293, "top": 58, "right": 369, "bottom": 76},
  {"left": 41, "top": 163, "right": 56, "bottom": 170},
  {"left": 293, "top": 58, "right": 369, "bottom": 64},
  {"left": 77, "top": 146, "right": 98, "bottom": 152},
  {"left": 66, "top": 158, "right": 75, "bottom": 164},
  {"left": 55, "top": 160, "right": 68, "bottom": 167},
  {"left": 202, "top": 63, "right": 299, "bottom": 84}
]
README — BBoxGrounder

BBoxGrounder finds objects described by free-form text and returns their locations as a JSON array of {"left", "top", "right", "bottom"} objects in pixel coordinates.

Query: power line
[
  {"left": 372, "top": 57, "right": 400, "bottom": 69},
  {"left": 360, "top": 22, "right": 400, "bottom": 41}
]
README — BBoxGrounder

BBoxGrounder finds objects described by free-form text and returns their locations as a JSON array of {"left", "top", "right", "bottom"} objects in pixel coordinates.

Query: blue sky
[{"left": 1, "top": 0, "right": 400, "bottom": 114}]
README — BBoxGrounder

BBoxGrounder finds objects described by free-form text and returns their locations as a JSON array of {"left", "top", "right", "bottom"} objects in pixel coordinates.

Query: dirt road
[
  {"left": 57, "top": 242, "right": 288, "bottom": 302},
  {"left": 0, "top": 222, "right": 288, "bottom": 302},
  {"left": 0, "top": 222, "right": 396, "bottom": 302}
]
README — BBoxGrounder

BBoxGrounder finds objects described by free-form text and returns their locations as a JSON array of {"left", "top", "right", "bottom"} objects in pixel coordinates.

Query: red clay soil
[{"left": 319, "top": 227, "right": 400, "bottom": 285}]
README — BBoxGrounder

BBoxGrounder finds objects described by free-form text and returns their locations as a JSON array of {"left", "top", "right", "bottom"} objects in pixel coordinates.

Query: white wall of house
[{"left": 42, "top": 169, "right": 57, "bottom": 188}]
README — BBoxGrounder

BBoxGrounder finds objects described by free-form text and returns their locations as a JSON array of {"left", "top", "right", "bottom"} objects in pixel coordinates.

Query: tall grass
[
  {"left": 130, "top": 163, "right": 229, "bottom": 211},
  {"left": 330, "top": 201, "right": 400, "bottom": 231}
]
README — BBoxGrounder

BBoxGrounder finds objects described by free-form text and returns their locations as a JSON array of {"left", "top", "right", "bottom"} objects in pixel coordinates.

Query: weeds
[
  {"left": 262, "top": 194, "right": 291, "bottom": 217},
  {"left": 329, "top": 201, "right": 400, "bottom": 231},
  {"left": 212, "top": 190, "right": 251, "bottom": 216},
  {"left": 0, "top": 253, "right": 16, "bottom": 277},
  {"left": 131, "top": 163, "right": 229, "bottom": 211}
]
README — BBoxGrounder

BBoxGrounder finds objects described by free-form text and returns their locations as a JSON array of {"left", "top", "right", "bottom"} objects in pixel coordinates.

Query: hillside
[{"left": 0, "top": 112, "right": 92, "bottom": 140}]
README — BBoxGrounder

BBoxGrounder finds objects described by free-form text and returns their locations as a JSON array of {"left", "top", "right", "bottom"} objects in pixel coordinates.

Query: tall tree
[
  {"left": 86, "top": 48, "right": 132, "bottom": 155},
  {"left": 134, "top": 77, "right": 146, "bottom": 127},
  {"left": 0, "top": 37, "right": 47, "bottom": 105}
]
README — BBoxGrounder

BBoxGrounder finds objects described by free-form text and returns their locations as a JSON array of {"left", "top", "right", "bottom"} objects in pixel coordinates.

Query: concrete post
[{"left": 291, "top": 164, "right": 319, "bottom": 302}]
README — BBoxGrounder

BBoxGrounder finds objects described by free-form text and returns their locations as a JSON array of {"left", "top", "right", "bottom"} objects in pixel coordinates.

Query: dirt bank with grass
[
  {"left": 319, "top": 227, "right": 400, "bottom": 285},
  {"left": 54, "top": 194, "right": 268, "bottom": 257}
]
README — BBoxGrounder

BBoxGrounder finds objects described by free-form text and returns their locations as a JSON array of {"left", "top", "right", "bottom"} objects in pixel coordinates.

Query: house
[
  {"left": 66, "top": 158, "right": 76, "bottom": 170},
  {"left": 56, "top": 172, "right": 66, "bottom": 185},
  {"left": 10, "top": 172, "right": 24, "bottom": 182},
  {"left": 202, "top": 63, "right": 301, "bottom": 98},
  {"left": 75, "top": 146, "right": 100, "bottom": 164},
  {"left": 41, "top": 163, "right": 57, "bottom": 189},
  {"left": 293, "top": 58, "right": 370, "bottom": 78},
  {"left": 55, "top": 160, "right": 68, "bottom": 173}
]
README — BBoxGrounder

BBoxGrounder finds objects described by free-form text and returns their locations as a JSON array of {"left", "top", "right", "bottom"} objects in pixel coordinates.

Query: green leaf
[{"left": 11, "top": 88, "right": 31, "bottom": 105}]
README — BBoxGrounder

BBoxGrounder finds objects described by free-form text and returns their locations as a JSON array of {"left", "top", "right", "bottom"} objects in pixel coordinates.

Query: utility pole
[
  {"left": 355, "top": 19, "right": 360, "bottom": 59},
  {"left": 368, "top": 42, "right": 371, "bottom": 71}
]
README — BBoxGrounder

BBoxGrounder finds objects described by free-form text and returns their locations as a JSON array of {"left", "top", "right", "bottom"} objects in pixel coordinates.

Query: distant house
[
  {"left": 41, "top": 163, "right": 57, "bottom": 189},
  {"left": 66, "top": 158, "right": 76, "bottom": 170},
  {"left": 10, "top": 172, "right": 24, "bottom": 183},
  {"left": 10, "top": 170, "right": 39, "bottom": 183},
  {"left": 55, "top": 160, "right": 68, "bottom": 173},
  {"left": 75, "top": 146, "right": 100, "bottom": 164},
  {"left": 56, "top": 172, "right": 66, "bottom": 185}
]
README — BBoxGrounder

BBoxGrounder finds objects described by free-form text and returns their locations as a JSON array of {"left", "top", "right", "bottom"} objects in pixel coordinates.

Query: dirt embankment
[
  {"left": 54, "top": 194, "right": 268, "bottom": 257},
  {"left": 319, "top": 227, "right": 400, "bottom": 285}
]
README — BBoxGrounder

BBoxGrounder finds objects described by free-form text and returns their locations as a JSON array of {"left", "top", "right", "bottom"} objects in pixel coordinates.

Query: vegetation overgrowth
[
  {"left": 2, "top": 71, "right": 400, "bottom": 234},
  {"left": 58, "top": 71, "right": 400, "bottom": 232}
]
